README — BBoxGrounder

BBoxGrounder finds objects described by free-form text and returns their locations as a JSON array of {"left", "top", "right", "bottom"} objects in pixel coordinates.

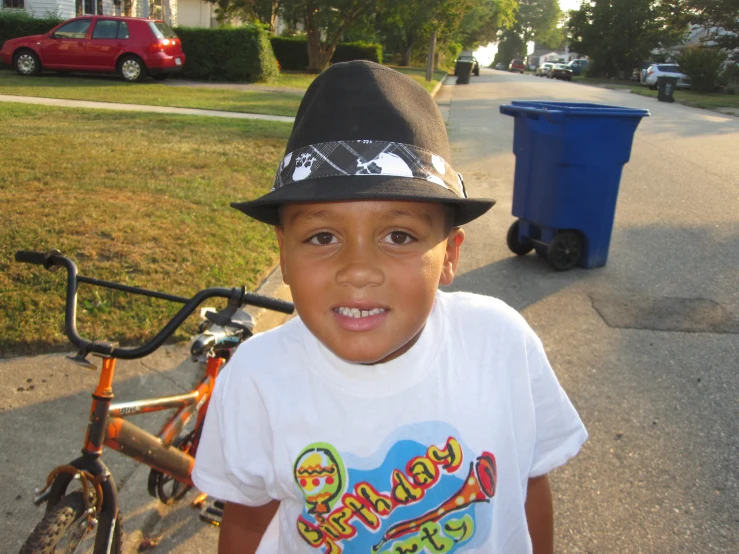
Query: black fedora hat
[{"left": 231, "top": 61, "right": 495, "bottom": 226}]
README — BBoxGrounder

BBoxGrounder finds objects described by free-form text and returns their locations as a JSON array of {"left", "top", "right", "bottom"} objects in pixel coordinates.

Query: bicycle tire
[{"left": 19, "top": 491, "right": 121, "bottom": 554}]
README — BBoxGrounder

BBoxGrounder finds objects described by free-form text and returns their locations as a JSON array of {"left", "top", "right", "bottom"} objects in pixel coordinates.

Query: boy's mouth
[{"left": 334, "top": 307, "right": 388, "bottom": 319}]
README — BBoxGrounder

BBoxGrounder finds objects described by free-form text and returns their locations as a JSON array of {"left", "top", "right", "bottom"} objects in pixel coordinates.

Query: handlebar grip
[
  {"left": 244, "top": 292, "right": 295, "bottom": 315},
  {"left": 15, "top": 250, "right": 51, "bottom": 266}
]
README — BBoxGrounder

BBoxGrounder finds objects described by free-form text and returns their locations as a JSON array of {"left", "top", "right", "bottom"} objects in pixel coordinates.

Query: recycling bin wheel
[
  {"left": 507, "top": 220, "right": 534, "bottom": 255},
  {"left": 547, "top": 231, "right": 583, "bottom": 271}
]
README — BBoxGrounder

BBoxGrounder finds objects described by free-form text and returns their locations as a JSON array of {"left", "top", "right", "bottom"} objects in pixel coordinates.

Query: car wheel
[
  {"left": 118, "top": 55, "right": 146, "bottom": 82},
  {"left": 649, "top": 84, "right": 657, "bottom": 90},
  {"left": 13, "top": 49, "right": 41, "bottom": 76}
]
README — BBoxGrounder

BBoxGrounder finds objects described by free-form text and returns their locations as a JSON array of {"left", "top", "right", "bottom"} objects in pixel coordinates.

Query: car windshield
[
  {"left": 512, "top": 59, "right": 522, "bottom": 64},
  {"left": 658, "top": 65, "right": 681, "bottom": 73},
  {"left": 147, "top": 21, "right": 177, "bottom": 39},
  {"left": 554, "top": 64, "right": 567, "bottom": 69}
]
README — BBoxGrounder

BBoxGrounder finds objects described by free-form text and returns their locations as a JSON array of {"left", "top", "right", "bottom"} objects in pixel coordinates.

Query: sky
[{"left": 559, "top": 0, "right": 582, "bottom": 12}]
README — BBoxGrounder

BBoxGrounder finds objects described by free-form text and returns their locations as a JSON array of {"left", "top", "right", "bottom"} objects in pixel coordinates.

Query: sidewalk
[{"left": 0, "top": 94, "right": 296, "bottom": 122}]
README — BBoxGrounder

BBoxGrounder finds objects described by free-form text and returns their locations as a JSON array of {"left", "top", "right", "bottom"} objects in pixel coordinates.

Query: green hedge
[
  {"left": 0, "top": 10, "right": 63, "bottom": 48},
  {"left": 270, "top": 37, "right": 382, "bottom": 70},
  {"left": 174, "top": 26, "right": 279, "bottom": 82}
]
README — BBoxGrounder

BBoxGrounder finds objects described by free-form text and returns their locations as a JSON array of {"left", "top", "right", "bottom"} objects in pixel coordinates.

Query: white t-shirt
[{"left": 192, "top": 291, "right": 587, "bottom": 553}]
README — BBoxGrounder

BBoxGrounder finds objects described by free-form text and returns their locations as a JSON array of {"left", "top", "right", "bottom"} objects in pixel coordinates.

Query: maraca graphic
[
  {"left": 294, "top": 444, "right": 345, "bottom": 515},
  {"left": 373, "top": 452, "right": 496, "bottom": 551}
]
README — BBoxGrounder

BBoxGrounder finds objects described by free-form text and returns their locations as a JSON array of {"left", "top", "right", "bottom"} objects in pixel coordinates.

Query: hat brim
[{"left": 231, "top": 175, "right": 495, "bottom": 227}]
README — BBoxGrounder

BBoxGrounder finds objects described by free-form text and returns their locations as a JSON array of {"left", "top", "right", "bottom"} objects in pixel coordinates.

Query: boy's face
[{"left": 275, "top": 200, "right": 464, "bottom": 365}]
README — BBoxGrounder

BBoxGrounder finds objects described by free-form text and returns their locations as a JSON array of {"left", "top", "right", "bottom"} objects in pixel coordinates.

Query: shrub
[
  {"left": 0, "top": 10, "right": 63, "bottom": 48},
  {"left": 676, "top": 46, "right": 728, "bottom": 92},
  {"left": 269, "top": 37, "right": 382, "bottom": 71},
  {"left": 174, "top": 25, "right": 279, "bottom": 83},
  {"left": 269, "top": 36, "right": 309, "bottom": 71}
]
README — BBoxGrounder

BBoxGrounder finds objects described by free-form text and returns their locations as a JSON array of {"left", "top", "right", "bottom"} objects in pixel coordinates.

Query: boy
[{"left": 192, "top": 61, "right": 587, "bottom": 554}]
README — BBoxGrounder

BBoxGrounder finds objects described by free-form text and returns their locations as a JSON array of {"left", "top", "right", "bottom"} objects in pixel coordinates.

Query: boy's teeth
[{"left": 336, "top": 307, "right": 386, "bottom": 318}]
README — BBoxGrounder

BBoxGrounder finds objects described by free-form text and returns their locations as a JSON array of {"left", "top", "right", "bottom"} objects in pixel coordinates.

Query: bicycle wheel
[{"left": 19, "top": 491, "right": 121, "bottom": 554}]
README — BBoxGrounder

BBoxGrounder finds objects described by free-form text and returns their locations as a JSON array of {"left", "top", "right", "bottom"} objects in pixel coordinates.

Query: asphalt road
[
  {"left": 2, "top": 70, "right": 738, "bottom": 553},
  {"left": 444, "top": 69, "right": 739, "bottom": 553}
]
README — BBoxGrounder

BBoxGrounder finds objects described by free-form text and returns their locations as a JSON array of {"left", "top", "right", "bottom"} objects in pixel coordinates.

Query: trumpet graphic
[{"left": 373, "top": 452, "right": 496, "bottom": 551}]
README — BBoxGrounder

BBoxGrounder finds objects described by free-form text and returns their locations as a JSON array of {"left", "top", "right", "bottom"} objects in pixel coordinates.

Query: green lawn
[
  {"left": 629, "top": 87, "right": 739, "bottom": 109},
  {"left": 573, "top": 75, "right": 739, "bottom": 109},
  {"left": 274, "top": 66, "right": 448, "bottom": 93},
  {"left": 1, "top": 103, "right": 292, "bottom": 355},
  {"left": 0, "top": 70, "right": 303, "bottom": 116},
  {"left": 0, "top": 63, "right": 448, "bottom": 114}
]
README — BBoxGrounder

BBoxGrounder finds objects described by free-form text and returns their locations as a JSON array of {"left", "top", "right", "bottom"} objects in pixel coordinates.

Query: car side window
[
  {"left": 118, "top": 21, "right": 130, "bottom": 40},
  {"left": 53, "top": 19, "right": 92, "bottom": 39},
  {"left": 92, "top": 20, "right": 118, "bottom": 40}
]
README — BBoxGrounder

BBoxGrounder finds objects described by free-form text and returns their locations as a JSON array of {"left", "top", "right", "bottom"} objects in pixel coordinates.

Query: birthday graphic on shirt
[{"left": 293, "top": 427, "right": 497, "bottom": 553}]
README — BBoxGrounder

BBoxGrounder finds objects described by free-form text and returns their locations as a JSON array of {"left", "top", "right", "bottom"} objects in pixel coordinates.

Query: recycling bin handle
[{"left": 500, "top": 104, "right": 564, "bottom": 122}]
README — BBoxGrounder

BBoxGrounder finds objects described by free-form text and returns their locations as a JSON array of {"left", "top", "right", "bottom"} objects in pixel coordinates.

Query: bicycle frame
[{"left": 81, "top": 354, "right": 224, "bottom": 485}]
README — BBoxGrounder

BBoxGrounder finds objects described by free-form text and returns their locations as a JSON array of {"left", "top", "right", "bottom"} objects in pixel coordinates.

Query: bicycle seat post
[{"left": 82, "top": 356, "right": 117, "bottom": 457}]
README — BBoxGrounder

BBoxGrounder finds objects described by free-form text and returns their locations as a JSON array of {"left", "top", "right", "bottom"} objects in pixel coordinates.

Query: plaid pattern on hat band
[{"left": 272, "top": 140, "right": 467, "bottom": 198}]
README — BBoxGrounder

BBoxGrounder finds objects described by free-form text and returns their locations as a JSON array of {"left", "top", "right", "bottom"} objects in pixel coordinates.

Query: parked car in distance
[
  {"left": 634, "top": 61, "right": 653, "bottom": 82},
  {"left": 535, "top": 62, "right": 554, "bottom": 77},
  {"left": 549, "top": 63, "right": 573, "bottom": 81},
  {"left": 508, "top": 59, "right": 526, "bottom": 73},
  {"left": 494, "top": 63, "right": 506, "bottom": 70},
  {"left": 454, "top": 55, "right": 480, "bottom": 76},
  {"left": 0, "top": 15, "right": 186, "bottom": 82},
  {"left": 566, "top": 58, "right": 588, "bottom": 76},
  {"left": 641, "top": 63, "right": 691, "bottom": 89}
]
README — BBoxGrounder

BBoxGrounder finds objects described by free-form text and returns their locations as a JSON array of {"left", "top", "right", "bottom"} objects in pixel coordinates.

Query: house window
[
  {"left": 149, "top": 0, "right": 163, "bottom": 20},
  {"left": 3, "top": 0, "right": 25, "bottom": 8},
  {"left": 84, "top": 0, "right": 95, "bottom": 14}
]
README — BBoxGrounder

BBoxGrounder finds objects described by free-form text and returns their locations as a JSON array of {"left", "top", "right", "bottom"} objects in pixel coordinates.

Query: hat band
[{"left": 272, "top": 140, "right": 466, "bottom": 198}]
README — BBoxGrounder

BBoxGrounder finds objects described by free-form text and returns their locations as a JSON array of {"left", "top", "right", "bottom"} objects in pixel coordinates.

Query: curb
[{"left": 431, "top": 74, "right": 449, "bottom": 98}]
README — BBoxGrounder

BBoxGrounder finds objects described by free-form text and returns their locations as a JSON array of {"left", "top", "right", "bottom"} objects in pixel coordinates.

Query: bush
[
  {"left": 0, "top": 10, "right": 63, "bottom": 48},
  {"left": 174, "top": 25, "right": 279, "bottom": 82},
  {"left": 676, "top": 46, "right": 728, "bottom": 92},
  {"left": 269, "top": 37, "right": 309, "bottom": 71},
  {"left": 269, "top": 37, "right": 382, "bottom": 71}
]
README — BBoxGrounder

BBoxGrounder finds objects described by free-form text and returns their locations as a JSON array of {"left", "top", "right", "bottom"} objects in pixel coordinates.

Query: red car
[
  {"left": 508, "top": 59, "right": 526, "bottom": 74},
  {"left": 0, "top": 16, "right": 185, "bottom": 82}
]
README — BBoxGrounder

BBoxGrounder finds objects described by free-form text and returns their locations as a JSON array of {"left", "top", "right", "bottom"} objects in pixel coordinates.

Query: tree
[
  {"left": 515, "top": 0, "right": 562, "bottom": 47},
  {"left": 686, "top": 0, "right": 739, "bottom": 61},
  {"left": 568, "top": 0, "right": 689, "bottom": 78}
]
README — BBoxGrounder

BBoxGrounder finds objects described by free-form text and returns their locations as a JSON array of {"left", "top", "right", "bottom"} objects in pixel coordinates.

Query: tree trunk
[
  {"left": 304, "top": 3, "right": 367, "bottom": 73},
  {"left": 400, "top": 43, "right": 414, "bottom": 66}
]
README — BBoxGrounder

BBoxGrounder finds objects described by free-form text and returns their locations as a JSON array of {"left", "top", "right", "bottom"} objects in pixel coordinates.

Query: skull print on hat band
[{"left": 273, "top": 140, "right": 467, "bottom": 199}]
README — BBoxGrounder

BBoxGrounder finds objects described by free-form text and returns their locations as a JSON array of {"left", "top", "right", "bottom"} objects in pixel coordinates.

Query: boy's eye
[
  {"left": 308, "top": 232, "right": 337, "bottom": 245},
  {"left": 381, "top": 231, "right": 415, "bottom": 245}
]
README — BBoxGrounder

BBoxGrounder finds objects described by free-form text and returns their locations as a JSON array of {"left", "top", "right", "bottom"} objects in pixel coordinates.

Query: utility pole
[{"left": 426, "top": 29, "right": 437, "bottom": 81}]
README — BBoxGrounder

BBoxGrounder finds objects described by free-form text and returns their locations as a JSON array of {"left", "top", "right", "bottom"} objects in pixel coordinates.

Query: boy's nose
[{"left": 335, "top": 240, "right": 384, "bottom": 288}]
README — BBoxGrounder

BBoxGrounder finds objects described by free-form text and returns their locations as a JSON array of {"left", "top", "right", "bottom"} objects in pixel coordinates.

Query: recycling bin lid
[{"left": 503, "top": 100, "right": 650, "bottom": 119}]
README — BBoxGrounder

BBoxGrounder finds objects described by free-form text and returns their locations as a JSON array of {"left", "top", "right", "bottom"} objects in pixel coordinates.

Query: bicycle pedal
[{"left": 199, "top": 499, "right": 224, "bottom": 527}]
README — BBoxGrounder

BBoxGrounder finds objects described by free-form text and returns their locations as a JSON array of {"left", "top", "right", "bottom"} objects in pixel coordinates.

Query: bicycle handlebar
[{"left": 15, "top": 250, "right": 295, "bottom": 360}]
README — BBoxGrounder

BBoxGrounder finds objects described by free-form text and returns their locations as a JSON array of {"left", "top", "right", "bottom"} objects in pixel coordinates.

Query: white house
[{"left": 2, "top": 0, "right": 217, "bottom": 28}]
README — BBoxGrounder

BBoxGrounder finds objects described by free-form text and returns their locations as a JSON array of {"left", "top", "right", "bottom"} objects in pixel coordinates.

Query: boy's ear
[
  {"left": 440, "top": 228, "right": 464, "bottom": 286},
  {"left": 274, "top": 226, "right": 290, "bottom": 286}
]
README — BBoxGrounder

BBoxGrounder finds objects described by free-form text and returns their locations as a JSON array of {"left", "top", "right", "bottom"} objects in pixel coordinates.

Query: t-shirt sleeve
[
  {"left": 191, "top": 357, "right": 275, "bottom": 506},
  {"left": 525, "top": 331, "right": 588, "bottom": 478}
]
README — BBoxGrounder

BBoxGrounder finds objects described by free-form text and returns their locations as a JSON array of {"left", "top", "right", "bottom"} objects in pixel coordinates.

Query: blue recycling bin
[{"left": 500, "top": 101, "right": 649, "bottom": 270}]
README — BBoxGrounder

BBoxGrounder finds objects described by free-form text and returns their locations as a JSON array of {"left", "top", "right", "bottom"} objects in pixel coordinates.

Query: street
[
  {"left": 2, "top": 68, "right": 738, "bottom": 553},
  {"left": 445, "top": 69, "right": 739, "bottom": 553}
]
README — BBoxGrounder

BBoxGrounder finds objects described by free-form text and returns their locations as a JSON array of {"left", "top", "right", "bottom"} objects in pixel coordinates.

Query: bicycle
[{"left": 14, "top": 249, "right": 294, "bottom": 554}]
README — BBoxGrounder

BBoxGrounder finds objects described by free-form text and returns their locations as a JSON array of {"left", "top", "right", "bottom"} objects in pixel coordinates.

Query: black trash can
[
  {"left": 456, "top": 61, "right": 473, "bottom": 85},
  {"left": 657, "top": 76, "right": 678, "bottom": 103}
]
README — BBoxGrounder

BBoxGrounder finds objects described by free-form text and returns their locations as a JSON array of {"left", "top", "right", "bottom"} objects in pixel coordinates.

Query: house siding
[{"left": 24, "top": 0, "right": 66, "bottom": 18}]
